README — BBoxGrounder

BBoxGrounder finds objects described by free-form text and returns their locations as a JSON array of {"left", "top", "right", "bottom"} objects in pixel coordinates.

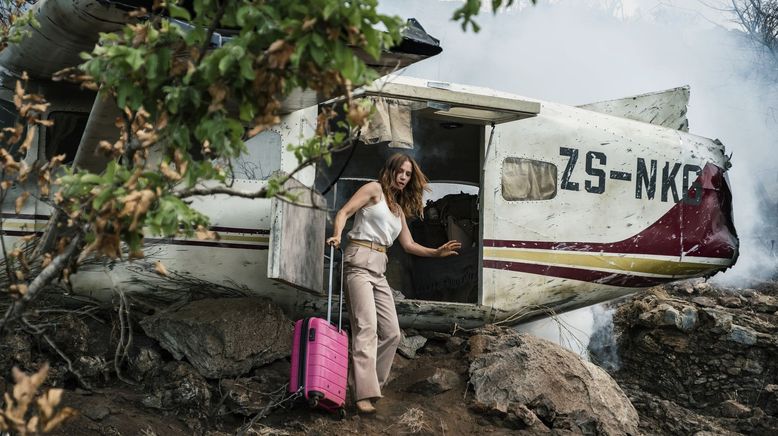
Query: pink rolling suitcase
[{"left": 289, "top": 245, "right": 348, "bottom": 418}]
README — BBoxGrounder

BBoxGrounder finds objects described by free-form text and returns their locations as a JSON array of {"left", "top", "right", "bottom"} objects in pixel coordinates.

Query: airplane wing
[
  {"left": 578, "top": 86, "right": 690, "bottom": 132},
  {"left": 0, "top": 0, "right": 441, "bottom": 87}
]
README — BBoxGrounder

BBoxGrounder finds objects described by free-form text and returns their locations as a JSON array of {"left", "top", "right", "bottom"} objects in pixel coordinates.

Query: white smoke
[{"left": 381, "top": 0, "right": 778, "bottom": 352}]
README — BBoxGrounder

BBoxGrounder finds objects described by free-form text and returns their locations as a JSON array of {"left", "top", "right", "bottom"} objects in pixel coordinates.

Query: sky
[{"left": 378, "top": 0, "right": 778, "bottom": 354}]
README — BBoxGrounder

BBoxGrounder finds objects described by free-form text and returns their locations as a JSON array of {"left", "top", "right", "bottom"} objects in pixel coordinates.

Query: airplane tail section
[{"left": 578, "top": 86, "right": 690, "bottom": 132}]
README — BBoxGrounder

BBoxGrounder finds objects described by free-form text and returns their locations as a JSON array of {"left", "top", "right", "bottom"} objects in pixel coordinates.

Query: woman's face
[{"left": 392, "top": 160, "right": 413, "bottom": 191}]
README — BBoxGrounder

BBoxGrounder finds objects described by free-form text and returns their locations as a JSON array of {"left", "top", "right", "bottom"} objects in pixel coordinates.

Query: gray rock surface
[
  {"left": 406, "top": 367, "right": 460, "bottom": 396},
  {"left": 468, "top": 328, "right": 639, "bottom": 435},
  {"left": 140, "top": 297, "right": 292, "bottom": 379},
  {"left": 720, "top": 400, "right": 752, "bottom": 418},
  {"left": 398, "top": 334, "right": 427, "bottom": 359},
  {"left": 593, "top": 281, "right": 778, "bottom": 435}
]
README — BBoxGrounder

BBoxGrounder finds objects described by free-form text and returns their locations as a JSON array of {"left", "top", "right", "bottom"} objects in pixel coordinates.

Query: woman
[{"left": 326, "top": 153, "right": 461, "bottom": 414}]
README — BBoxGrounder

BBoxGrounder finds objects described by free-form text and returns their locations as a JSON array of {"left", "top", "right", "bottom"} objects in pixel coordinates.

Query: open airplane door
[
  {"left": 267, "top": 178, "right": 328, "bottom": 294},
  {"left": 357, "top": 77, "right": 541, "bottom": 308}
]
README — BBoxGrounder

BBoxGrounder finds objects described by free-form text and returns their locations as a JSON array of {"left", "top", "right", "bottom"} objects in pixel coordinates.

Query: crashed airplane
[{"left": 0, "top": 0, "right": 739, "bottom": 330}]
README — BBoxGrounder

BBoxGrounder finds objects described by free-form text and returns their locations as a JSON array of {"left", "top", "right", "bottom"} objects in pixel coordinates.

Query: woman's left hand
[{"left": 435, "top": 240, "right": 462, "bottom": 257}]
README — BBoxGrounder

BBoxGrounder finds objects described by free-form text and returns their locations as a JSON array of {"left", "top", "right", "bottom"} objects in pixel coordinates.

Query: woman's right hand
[{"left": 326, "top": 236, "right": 341, "bottom": 248}]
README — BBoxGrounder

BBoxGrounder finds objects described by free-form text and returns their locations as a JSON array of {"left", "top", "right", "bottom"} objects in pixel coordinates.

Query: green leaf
[
  {"left": 127, "top": 49, "right": 145, "bottom": 71},
  {"left": 218, "top": 54, "right": 233, "bottom": 74},
  {"left": 168, "top": 4, "right": 192, "bottom": 21}
]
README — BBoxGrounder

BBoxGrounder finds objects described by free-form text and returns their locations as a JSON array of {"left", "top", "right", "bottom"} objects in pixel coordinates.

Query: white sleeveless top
[{"left": 348, "top": 193, "right": 402, "bottom": 247}]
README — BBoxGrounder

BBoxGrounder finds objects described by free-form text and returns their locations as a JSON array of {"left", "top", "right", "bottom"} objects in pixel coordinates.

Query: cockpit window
[
  {"left": 45, "top": 111, "right": 89, "bottom": 164},
  {"left": 502, "top": 157, "right": 557, "bottom": 201}
]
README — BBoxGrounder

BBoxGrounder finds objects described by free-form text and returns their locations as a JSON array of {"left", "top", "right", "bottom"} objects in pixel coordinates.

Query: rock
[
  {"left": 220, "top": 360, "right": 290, "bottom": 415},
  {"left": 142, "top": 361, "right": 211, "bottom": 413},
  {"left": 692, "top": 297, "right": 717, "bottom": 308},
  {"left": 720, "top": 400, "right": 751, "bottom": 418},
  {"left": 220, "top": 378, "right": 271, "bottom": 416},
  {"left": 639, "top": 303, "right": 681, "bottom": 326},
  {"left": 700, "top": 308, "right": 733, "bottom": 333},
  {"left": 694, "top": 282, "right": 712, "bottom": 293},
  {"left": 83, "top": 404, "right": 111, "bottom": 421},
  {"left": 398, "top": 335, "right": 427, "bottom": 359},
  {"left": 659, "top": 305, "right": 681, "bottom": 326},
  {"left": 1, "top": 333, "right": 32, "bottom": 366},
  {"left": 140, "top": 297, "right": 292, "bottom": 378},
  {"left": 406, "top": 368, "right": 460, "bottom": 396},
  {"left": 509, "top": 404, "right": 549, "bottom": 431},
  {"left": 128, "top": 345, "right": 164, "bottom": 383},
  {"left": 420, "top": 340, "right": 448, "bottom": 356},
  {"left": 467, "top": 334, "right": 492, "bottom": 358},
  {"left": 468, "top": 329, "right": 639, "bottom": 435},
  {"left": 76, "top": 356, "right": 109, "bottom": 380},
  {"left": 445, "top": 336, "right": 465, "bottom": 353},
  {"left": 717, "top": 296, "right": 742, "bottom": 308},
  {"left": 51, "top": 315, "right": 90, "bottom": 355},
  {"left": 752, "top": 294, "right": 778, "bottom": 313},
  {"left": 680, "top": 282, "right": 695, "bottom": 294},
  {"left": 728, "top": 325, "right": 757, "bottom": 346},
  {"left": 679, "top": 306, "right": 698, "bottom": 332}
]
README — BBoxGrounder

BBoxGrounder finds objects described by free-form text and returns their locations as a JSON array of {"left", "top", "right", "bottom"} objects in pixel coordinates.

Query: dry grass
[{"left": 397, "top": 407, "right": 432, "bottom": 434}]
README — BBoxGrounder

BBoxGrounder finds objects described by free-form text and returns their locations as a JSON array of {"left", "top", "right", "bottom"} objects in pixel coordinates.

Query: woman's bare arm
[
  {"left": 326, "top": 182, "right": 382, "bottom": 247},
  {"left": 397, "top": 212, "right": 461, "bottom": 257}
]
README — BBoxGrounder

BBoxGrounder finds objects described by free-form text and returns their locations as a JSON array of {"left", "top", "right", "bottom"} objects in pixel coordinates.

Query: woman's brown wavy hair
[{"left": 378, "top": 153, "right": 429, "bottom": 219}]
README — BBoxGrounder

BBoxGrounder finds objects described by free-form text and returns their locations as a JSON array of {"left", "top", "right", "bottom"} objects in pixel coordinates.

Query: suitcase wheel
[
  {"left": 338, "top": 407, "right": 347, "bottom": 420},
  {"left": 307, "top": 391, "right": 322, "bottom": 408}
]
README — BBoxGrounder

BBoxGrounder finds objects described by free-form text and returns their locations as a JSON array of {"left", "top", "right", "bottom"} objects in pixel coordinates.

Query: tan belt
[{"left": 350, "top": 239, "right": 388, "bottom": 253}]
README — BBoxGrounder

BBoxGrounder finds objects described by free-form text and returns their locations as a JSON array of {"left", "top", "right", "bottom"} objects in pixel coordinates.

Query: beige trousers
[{"left": 343, "top": 243, "right": 401, "bottom": 401}]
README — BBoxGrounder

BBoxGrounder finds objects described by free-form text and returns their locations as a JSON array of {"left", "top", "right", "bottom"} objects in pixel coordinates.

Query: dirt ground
[{"left": 51, "top": 347, "right": 509, "bottom": 435}]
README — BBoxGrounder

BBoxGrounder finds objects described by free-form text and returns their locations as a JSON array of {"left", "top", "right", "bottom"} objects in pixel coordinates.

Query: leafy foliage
[
  {"left": 50, "top": 0, "right": 403, "bottom": 258},
  {"left": 0, "top": 0, "right": 503, "bottom": 332},
  {"left": 0, "top": 0, "right": 38, "bottom": 49}
]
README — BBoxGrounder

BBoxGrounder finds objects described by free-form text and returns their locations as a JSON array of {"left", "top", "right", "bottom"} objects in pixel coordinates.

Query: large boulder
[
  {"left": 140, "top": 297, "right": 292, "bottom": 379},
  {"left": 468, "top": 328, "right": 639, "bottom": 435}
]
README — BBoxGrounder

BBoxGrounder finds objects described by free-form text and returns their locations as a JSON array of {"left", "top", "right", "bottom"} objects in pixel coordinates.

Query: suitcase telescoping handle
[{"left": 326, "top": 244, "right": 345, "bottom": 331}]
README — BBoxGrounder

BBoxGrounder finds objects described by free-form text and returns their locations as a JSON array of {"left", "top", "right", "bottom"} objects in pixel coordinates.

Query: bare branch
[
  {"left": 0, "top": 231, "right": 84, "bottom": 335},
  {"left": 21, "top": 316, "right": 94, "bottom": 391}
]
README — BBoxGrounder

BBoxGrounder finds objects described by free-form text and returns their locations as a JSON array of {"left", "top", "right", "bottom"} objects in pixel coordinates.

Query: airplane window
[
  {"left": 45, "top": 111, "right": 89, "bottom": 163},
  {"left": 502, "top": 157, "right": 557, "bottom": 201},
  {"left": 0, "top": 99, "right": 17, "bottom": 129},
  {"left": 234, "top": 129, "right": 282, "bottom": 180}
]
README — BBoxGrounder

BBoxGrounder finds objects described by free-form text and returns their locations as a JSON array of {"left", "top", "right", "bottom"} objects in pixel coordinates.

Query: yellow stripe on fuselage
[
  {"left": 1, "top": 221, "right": 46, "bottom": 232},
  {"left": 212, "top": 234, "right": 269, "bottom": 244},
  {"left": 483, "top": 247, "right": 725, "bottom": 276}
]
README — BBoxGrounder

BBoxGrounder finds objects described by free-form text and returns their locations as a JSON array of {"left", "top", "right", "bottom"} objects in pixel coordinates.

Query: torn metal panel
[{"left": 579, "top": 86, "right": 690, "bottom": 132}]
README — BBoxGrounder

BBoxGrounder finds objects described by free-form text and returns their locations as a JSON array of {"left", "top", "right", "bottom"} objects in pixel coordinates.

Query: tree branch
[
  {"left": 0, "top": 231, "right": 84, "bottom": 335},
  {"left": 194, "top": 0, "right": 228, "bottom": 67},
  {"left": 175, "top": 184, "right": 269, "bottom": 199}
]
